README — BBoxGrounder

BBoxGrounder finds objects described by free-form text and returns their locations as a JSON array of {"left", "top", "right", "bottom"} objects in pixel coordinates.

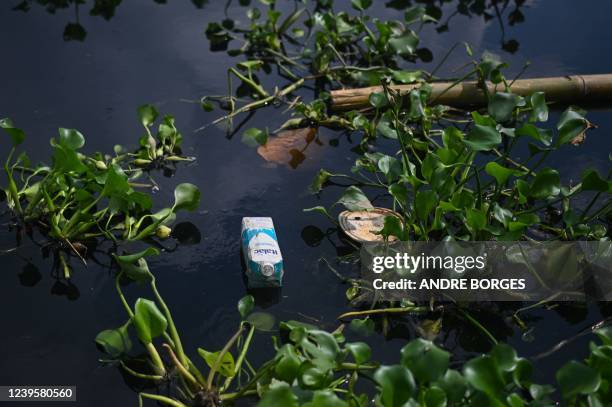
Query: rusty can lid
[{"left": 338, "top": 207, "right": 403, "bottom": 243}]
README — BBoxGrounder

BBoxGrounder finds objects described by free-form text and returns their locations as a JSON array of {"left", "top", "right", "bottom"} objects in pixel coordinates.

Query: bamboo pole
[{"left": 330, "top": 74, "right": 612, "bottom": 110}]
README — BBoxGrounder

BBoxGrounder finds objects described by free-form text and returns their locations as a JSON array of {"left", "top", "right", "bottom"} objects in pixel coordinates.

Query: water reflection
[
  {"left": 11, "top": 0, "right": 528, "bottom": 53},
  {"left": 10, "top": 0, "right": 210, "bottom": 41}
]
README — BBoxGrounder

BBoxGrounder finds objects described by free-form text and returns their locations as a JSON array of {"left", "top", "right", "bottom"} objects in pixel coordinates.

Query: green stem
[
  {"left": 222, "top": 324, "right": 255, "bottom": 392},
  {"left": 207, "top": 323, "right": 245, "bottom": 389},
  {"left": 145, "top": 342, "right": 166, "bottom": 376},
  {"left": 138, "top": 393, "right": 186, "bottom": 407},
  {"left": 337, "top": 306, "right": 428, "bottom": 320}
]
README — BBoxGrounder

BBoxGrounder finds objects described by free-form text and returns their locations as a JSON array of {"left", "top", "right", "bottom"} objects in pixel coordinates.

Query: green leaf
[
  {"left": 529, "top": 168, "right": 560, "bottom": 199},
  {"left": 392, "top": 70, "right": 421, "bottom": 84},
  {"left": 581, "top": 169, "right": 610, "bottom": 192},
  {"left": 197, "top": 348, "right": 236, "bottom": 377},
  {"left": 346, "top": 342, "right": 371, "bottom": 365},
  {"left": 415, "top": 190, "right": 437, "bottom": 222},
  {"left": 173, "top": 183, "right": 200, "bottom": 212},
  {"left": 378, "top": 155, "right": 402, "bottom": 181},
  {"left": 488, "top": 92, "right": 522, "bottom": 123},
  {"left": 529, "top": 92, "right": 548, "bottom": 122},
  {"left": 246, "top": 311, "right": 275, "bottom": 331},
  {"left": 274, "top": 344, "right": 301, "bottom": 382},
  {"left": 557, "top": 107, "right": 588, "bottom": 145},
  {"left": 304, "top": 206, "right": 332, "bottom": 219},
  {"left": 337, "top": 186, "right": 373, "bottom": 211},
  {"left": 258, "top": 383, "right": 298, "bottom": 407},
  {"left": 464, "top": 124, "right": 501, "bottom": 151},
  {"left": 424, "top": 386, "right": 447, "bottom": 407},
  {"left": 133, "top": 298, "right": 168, "bottom": 344},
  {"left": 242, "top": 127, "right": 268, "bottom": 147},
  {"left": 310, "top": 169, "right": 332, "bottom": 193},
  {"left": 485, "top": 162, "right": 519, "bottom": 185},
  {"left": 0, "top": 118, "right": 25, "bottom": 146},
  {"left": 238, "top": 295, "right": 255, "bottom": 319},
  {"left": 376, "top": 113, "right": 398, "bottom": 139},
  {"left": 368, "top": 92, "right": 388, "bottom": 108},
  {"left": 349, "top": 318, "right": 375, "bottom": 336},
  {"left": 556, "top": 360, "right": 601, "bottom": 398},
  {"left": 351, "top": 0, "right": 372, "bottom": 11},
  {"left": 437, "top": 369, "right": 467, "bottom": 403},
  {"left": 389, "top": 31, "right": 419, "bottom": 56},
  {"left": 298, "top": 362, "right": 331, "bottom": 390},
  {"left": 404, "top": 6, "right": 426, "bottom": 24},
  {"left": 95, "top": 325, "right": 132, "bottom": 358},
  {"left": 303, "top": 390, "right": 348, "bottom": 407},
  {"left": 138, "top": 104, "right": 159, "bottom": 127},
  {"left": 490, "top": 343, "right": 519, "bottom": 371},
  {"left": 114, "top": 248, "right": 159, "bottom": 282},
  {"left": 374, "top": 365, "right": 416, "bottom": 407},
  {"left": 400, "top": 339, "right": 450, "bottom": 383},
  {"left": 463, "top": 355, "right": 505, "bottom": 397},
  {"left": 58, "top": 128, "right": 85, "bottom": 150},
  {"left": 516, "top": 123, "right": 552, "bottom": 146},
  {"left": 378, "top": 215, "right": 406, "bottom": 240}
]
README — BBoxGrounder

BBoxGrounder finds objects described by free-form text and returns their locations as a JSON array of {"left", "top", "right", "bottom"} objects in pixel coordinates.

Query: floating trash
[
  {"left": 241, "top": 217, "right": 284, "bottom": 288},
  {"left": 338, "top": 207, "right": 403, "bottom": 243}
]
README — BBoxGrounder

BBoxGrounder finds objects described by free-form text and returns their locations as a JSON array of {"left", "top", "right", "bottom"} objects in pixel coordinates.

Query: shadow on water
[{"left": 0, "top": 0, "right": 611, "bottom": 405}]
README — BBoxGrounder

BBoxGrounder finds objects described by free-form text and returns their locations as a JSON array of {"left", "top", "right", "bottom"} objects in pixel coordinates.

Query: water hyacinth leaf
[
  {"left": 389, "top": 31, "right": 419, "bottom": 56},
  {"left": 415, "top": 190, "right": 437, "bottom": 222},
  {"left": 463, "top": 355, "right": 505, "bottom": 397},
  {"left": 581, "top": 169, "right": 610, "bottom": 192},
  {"left": 594, "top": 326, "right": 612, "bottom": 345},
  {"left": 247, "top": 311, "right": 275, "bottom": 331},
  {"left": 400, "top": 339, "right": 450, "bottom": 383},
  {"left": 374, "top": 365, "right": 416, "bottom": 406},
  {"left": 437, "top": 369, "right": 467, "bottom": 403},
  {"left": 310, "top": 169, "right": 332, "bottom": 193},
  {"left": 0, "top": 118, "right": 26, "bottom": 146},
  {"left": 488, "top": 92, "right": 522, "bottom": 123},
  {"left": 424, "top": 386, "right": 447, "bottom": 407},
  {"left": 351, "top": 0, "right": 372, "bottom": 11},
  {"left": 258, "top": 382, "right": 298, "bottom": 407},
  {"left": 114, "top": 248, "right": 159, "bottom": 282},
  {"left": 102, "top": 164, "right": 131, "bottom": 198},
  {"left": 378, "top": 155, "right": 402, "bottom": 181},
  {"left": 529, "top": 168, "right": 560, "bottom": 199},
  {"left": 529, "top": 91, "right": 548, "bottom": 122},
  {"left": 274, "top": 344, "right": 301, "bottom": 382},
  {"left": 303, "top": 206, "right": 332, "bottom": 220},
  {"left": 529, "top": 384, "right": 555, "bottom": 400},
  {"left": 368, "top": 92, "right": 388, "bottom": 109},
  {"left": 173, "top": 183, "right": 200, "bottom": 212},
  {"left": 490, "top": 343, "right": 519, "bottom": 371},
  {"left": 349, "top": 318, "right": 375, "bottom": 336},
  {"left": 346, "top": 342, "right": 371, "bottom": 365},
  {"left": 464, "top": 124, "right": 501, "bottom": 151},
  {"left": 556, "top": 360, "right": 601, "bottom": 398},
  {"left": 58, "top": 128, "right": 85, "bottom": 150},
  {"left": 237, "top": 294, "right": 255, "bottom": 319},
  {"left": 391, "top": 70, "right": 421, "bottom": 84},
  {"left": 95, "top": 325, "right": 132, "bottom": 358},
  {"left": 303, "top": 390, "right": 348, "bottom": 407},
  {"left": 138, "top": 104, "right": 159, "bottom": 127},
  {"left": 485, "top": 162, "right": 520, "bottom": 185},
  {"left": 404, "top": 6, "right": 426, "bottom": 24},
  {"left": 557, "top": 107, "right": 588, "bottom": 145},
  {"left": 298, "top": 362, "right": 330, "bottom": 389},
  {"left": 133, "top": 298, "right": 168, "bottom": 344},
  {"left": 516, "top": 123, "right": 552, "bottom": 146},
  {"left": 377, "top": 113, "right": 398, "bottom": 139},
  {"left": 378, "top": 215, "right": 406, "bottom": 240},
  {"left": 337, "top": 186, "right": 373, "bottom": 211},
  {"left": 408, "top": 90, "right": 425, "bottom": 119},
  {"left": 242, "top": 127, "right": 268, "bottom": 147},
  {"left": 197, "top": 348, "right": 236, "bottom": 377}
]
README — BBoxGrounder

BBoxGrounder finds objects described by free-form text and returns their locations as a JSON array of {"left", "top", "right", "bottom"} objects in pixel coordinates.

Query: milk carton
[{"left": 241, "top": 217, "right": 284, "bottom": 288}]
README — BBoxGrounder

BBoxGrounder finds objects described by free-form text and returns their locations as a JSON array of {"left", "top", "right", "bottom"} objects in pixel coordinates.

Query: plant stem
[
  {"left": 138, "top": 393, "right": 186, "bottom": 407},
  {"left": 207, "top": 323, "right": 245, "bottom": 389},
  {"left": 337, "top": 306, "right": 428, "bottom": 320},
  {"left": 223, "top": 324, "right": 255, "bottom": 392}
]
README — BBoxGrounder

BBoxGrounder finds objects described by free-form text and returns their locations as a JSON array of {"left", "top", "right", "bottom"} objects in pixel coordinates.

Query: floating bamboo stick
[{"left": 330, "top": 73, "right": 612, "bottom": 110}]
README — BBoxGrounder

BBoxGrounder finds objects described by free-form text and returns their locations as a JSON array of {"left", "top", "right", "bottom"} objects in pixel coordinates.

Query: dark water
[{"left": 0, "top": 1, "right": 611, "bottom": 405}]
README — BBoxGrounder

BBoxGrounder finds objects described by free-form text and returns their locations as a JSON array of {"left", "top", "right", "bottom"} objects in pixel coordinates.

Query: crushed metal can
[{"left": 241, "top": 217, "right": 284, "bottom": 288}]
